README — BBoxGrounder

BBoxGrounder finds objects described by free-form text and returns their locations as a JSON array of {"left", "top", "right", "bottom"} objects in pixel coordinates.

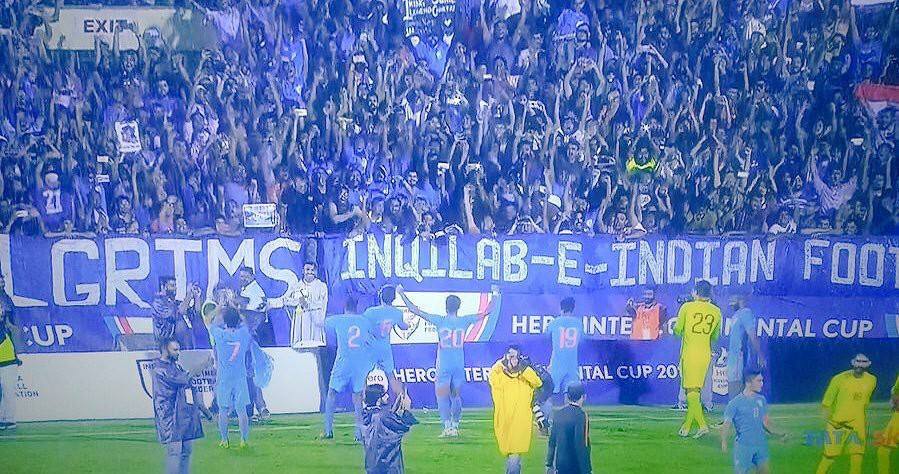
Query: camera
[{"left": 518, "top": 354, "right": 532, "bottom": 369}]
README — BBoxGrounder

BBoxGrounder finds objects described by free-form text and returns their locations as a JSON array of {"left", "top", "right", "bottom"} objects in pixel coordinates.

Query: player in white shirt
[{"left": 239, "top": 267, "right": 267, "bottom": 313}]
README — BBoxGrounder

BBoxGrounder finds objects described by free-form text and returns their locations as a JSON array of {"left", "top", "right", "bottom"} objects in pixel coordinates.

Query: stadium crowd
[{"left": 0, "top": 0, "right": 897, "bottom": 242}]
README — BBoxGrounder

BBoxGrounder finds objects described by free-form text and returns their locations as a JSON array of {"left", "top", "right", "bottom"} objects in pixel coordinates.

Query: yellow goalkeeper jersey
[
  {"left": 822, "top": 370, "right": 877, "bottom": 423},
  {"left": 673, "top": 298, "right": 722, "bottom": 356}
]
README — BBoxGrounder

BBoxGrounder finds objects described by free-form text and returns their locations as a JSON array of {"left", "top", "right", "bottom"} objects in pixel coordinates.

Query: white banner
[
  {"left": 243, "top": 204, "right": 278, "bottom": 228},
  {"left": 850, "top": 0, "right": 892, "bottom": 6},
  {"left": 14, "top": 348, "right": 321, "bottom": 422},
  {"left": 115, "top": 120, "right": 142, "bottom": 153},
  {"left": 47, "top": 7, "right": 218, "bottom": 51}
]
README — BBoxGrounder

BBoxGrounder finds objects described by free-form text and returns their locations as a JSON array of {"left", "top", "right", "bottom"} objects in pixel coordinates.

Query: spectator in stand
[
  {"left": 152, "top": 277, "right": 202, "bottom": 349},
  {"left": 0, "top": 0, "right": 895, "bottom": 241}
]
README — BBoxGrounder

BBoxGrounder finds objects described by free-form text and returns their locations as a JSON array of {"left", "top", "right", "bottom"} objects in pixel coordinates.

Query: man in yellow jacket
[{"left": 489, "top": 345, "right": 543, "bottom": 474}]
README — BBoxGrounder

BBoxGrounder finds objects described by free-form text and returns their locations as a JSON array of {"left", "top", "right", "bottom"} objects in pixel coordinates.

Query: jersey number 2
[{"left": 348, "top": 326, "right": 362, "bottom": 348}]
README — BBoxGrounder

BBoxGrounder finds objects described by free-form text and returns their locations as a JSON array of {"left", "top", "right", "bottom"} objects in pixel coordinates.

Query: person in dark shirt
[
  {"left": 546, "top": 382, "right": 592, "bottom": 474},
  {"left": 280, "top": 174, "right": 315, "bottom": 234},
  {"left": 362, "top": 384, "right": 418, "bottom": 474},
  {"left": 152, "top": 277, "right": 199, "bottom": 349},
  {"left": 152, "top": 338, "right": 207, "bottom": 474},
  {"left": 4, "top": 205, "right": 45, "bottom": 236}
]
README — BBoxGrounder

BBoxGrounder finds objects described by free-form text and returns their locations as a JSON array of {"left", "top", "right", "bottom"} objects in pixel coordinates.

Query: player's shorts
[
  {"left": 216, "top": 376, "right": 250, "bottom": 409},
  {"left": 436, "top": 364, "right": 465, "bottom": 389},
  {"left": 823, "top": 420, "right": 867, "bottom": 457},
  {"left": 875, "top": 412, "right": 899, "bottom": 448},
  {"left": 680, "top": 352, "right": 711, "bottom": 389},
  {"left": 369, "top": 344, "right": 396, "bottom": 374},
  {"left": 329, "top": 361, "right": 369, "bottom": 393},
  {"left": 733, "top": 443, "right": 769, "bottom": 474},
  {"left": 550, "top": 366, "right": 579, "bottom": 394}
]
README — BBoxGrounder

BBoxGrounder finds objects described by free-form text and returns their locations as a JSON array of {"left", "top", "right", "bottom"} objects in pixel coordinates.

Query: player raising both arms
[
  {"left": 816, "top": 354, "right": 877, "bottom": 474},
  {"left": 674, "top": 280, "right": 722, "bottom": 438},
  {"left": 720, "top": 371, "right": 786, "bottom": 474},
  {"left": 876, "top": 374, "right": 899, "bottom": 474},
  {"left": 397, "top": 285, "right": 500, "bottom": 437},
  {"left": 321, "top": 297, "right": 372, "bottom": 441},
  {"left": 362, "top": 285, "right": 409, "bottom": 397}
]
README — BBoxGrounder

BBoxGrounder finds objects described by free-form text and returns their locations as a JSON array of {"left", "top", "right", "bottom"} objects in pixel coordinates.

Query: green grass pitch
[{"left": 1, "top": 403, "right": 894, "bottom": 473}]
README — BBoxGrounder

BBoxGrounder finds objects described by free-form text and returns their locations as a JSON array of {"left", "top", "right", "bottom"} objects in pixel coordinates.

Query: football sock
[
  {"left": 450, "top": 393, "right": 462, "bottom": 427},
  {"left": 849, "top": 454, "right": 862, "bottom": 474},
  {"left": 815, "top": 456, "right": 835, "bottom": 474},
  {"left": 352, "top": 392, "right": 364, "bottom": 439},
  {"left": 688, "top": 391, "right": 706, "bottom": 429},
  {"left": 682, "top": 391, "right": 697, "bottom": 432},
  {"left": 237, "top": 409, "right": 250, "bottom": 442},
  {"left": 877, "top": 447, "right": 891, "bottom": 474},
  {"left": 217, "top": 410, "right": 229, "bottom": 442},
  {"left": 437, "top": 390, "right": 452, "bottom": 430},
  {"left": 323, "top": 390, "right": 337, "bottom": 435}
]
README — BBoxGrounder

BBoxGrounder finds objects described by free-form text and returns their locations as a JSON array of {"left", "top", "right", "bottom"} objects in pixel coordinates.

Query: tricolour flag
[
  {"left": 855, "top": 83, "right": 899, "bottom": 115},
  {"left": 104, "top": 316, "right": 153, "bottom": 336}
]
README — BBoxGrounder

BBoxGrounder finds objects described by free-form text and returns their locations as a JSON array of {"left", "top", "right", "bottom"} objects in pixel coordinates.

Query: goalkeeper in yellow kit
[
  {"left": 815, "top": 354, "right": 877, "bottom": 474},
  {"left": 876, "top": 374, "right": 899, "bottom": 474},
  {"left": 674, "top": 280, "right": 721, "bottom": 439}
]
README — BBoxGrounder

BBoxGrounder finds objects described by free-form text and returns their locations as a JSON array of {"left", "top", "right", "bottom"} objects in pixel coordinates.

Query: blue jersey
[
  {"left": 326, "top": 314, "right": 372, "bottom": 365},
  {"left": 433, "top": 315, "right": 479, "bottom": 369},
  {"left": 724, "top": 393, "right": 768, "bottom": 446},
  {"left": 363, "top": 305, "right": 405, "bottom": 351},
  {"left": 210, "top": 325, "right": 252, "bottom": 380},
  {"left": 547, "top": 316, "right": 582, "bottom": 371},
  {"left": 728, "top": 308, "right": 756, "bottom": 364}
]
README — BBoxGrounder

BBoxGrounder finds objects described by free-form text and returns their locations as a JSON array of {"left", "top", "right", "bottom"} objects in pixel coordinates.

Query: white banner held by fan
[{"left": 115, "top": 120, "right": 142, "bottom": 153}]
